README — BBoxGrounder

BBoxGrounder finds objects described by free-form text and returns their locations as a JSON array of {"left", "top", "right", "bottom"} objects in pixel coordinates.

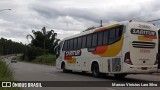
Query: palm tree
[{"left": 27, "top": 27, "right": 60, "bottom": 54}]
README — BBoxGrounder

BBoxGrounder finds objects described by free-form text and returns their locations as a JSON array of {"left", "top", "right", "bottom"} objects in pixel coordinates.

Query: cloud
[
  {"left": 0, "top": 0, "right": 160, "bottom": 44},
  {"left": 31, "top": 0, "right": 160, "bottom": 23}
]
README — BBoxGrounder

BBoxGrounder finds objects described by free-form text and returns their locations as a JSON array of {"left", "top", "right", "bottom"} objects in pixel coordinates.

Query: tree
[
  {"left": 0, "top": 38, "right": 26, "bottom": 55},
  {"left": 26, "top": 27, "right": 60, "bottom": 54}
]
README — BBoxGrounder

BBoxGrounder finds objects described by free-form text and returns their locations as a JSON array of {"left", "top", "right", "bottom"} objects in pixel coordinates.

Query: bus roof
[{"left": 61, "top": 20, "right": 155, "bottom": 41}]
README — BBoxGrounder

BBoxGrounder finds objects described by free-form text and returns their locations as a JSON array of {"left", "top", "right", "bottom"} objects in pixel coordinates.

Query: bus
[{"left": 55, "top": 20, "right": 159, "bottom": 78}]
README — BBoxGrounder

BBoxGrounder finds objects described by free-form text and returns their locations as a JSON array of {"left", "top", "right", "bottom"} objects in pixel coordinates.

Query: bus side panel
[
  {"left": 66, "top": 60, "right": 75, "bottom": 70},
  {"left": 74, "top": 58, "right": 82, "bottom": 71},
  {"left": 122, "top": 36, "right": 130, "bottom": 72},
  {"left": 56, "top": 57, "right": 62, "bottom": 69},
  {"left": 101, "top": 58, "right": 109, "bottom": 73},
  {"left": 98, "top": 59, "right": 103, "bottom": 73},
  {"left": 79, "top": 49, "right": 90, "bottom": 71},
  {"left": 81, "top": 57, "right": 90, "bottom": 71}
]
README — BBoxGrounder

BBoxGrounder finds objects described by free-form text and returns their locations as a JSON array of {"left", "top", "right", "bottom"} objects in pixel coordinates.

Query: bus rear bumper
[{"left": 123, "top": 66, "right": 158, "bottom": 74}]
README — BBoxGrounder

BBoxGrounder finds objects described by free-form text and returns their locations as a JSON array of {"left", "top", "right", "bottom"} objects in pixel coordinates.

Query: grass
[
  {"left": 0, "top": 57, "right": 21, "bottom": 90},
  {"left": 0, "top": 58, "right": 13, "bottom": 81},
  {"left": 33, "top": 54, "right": 56, "bottom": 65}
]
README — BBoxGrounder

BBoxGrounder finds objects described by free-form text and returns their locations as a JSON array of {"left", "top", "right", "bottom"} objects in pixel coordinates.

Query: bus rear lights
[{"left": 124, "top": 52, "right": 133, "bottom": 65}]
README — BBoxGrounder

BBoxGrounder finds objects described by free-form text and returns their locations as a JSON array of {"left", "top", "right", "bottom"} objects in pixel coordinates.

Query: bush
[
  {"left": 25, "top": 46, "right": 44, "bottom": 61},
  {"left": 33, "top": 54, "right": 56, "bottom": 65}
]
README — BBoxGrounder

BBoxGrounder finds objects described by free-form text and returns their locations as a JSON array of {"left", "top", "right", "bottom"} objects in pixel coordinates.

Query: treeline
[{"left": 0, "top": 38, "right": 25, "bottom": 55}]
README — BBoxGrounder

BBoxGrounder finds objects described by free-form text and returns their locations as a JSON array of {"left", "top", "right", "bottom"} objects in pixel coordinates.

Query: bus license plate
[{"left": 141, "top": 67, "right": 147, "bottom": 70}]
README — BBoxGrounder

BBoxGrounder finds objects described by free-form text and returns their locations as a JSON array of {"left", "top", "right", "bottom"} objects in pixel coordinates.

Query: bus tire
[
  {"left": 61, "top": 63, "right": 67, "bottom": 73},
  {"left": 114, "top": 74, "right": 127, "bottom": 78},
  {"left": 91, "top": 63, "right": 100, "bottom": 78}
]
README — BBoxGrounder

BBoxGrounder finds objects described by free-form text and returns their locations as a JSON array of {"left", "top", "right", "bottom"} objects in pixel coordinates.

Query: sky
[{"left": 0, "top": 0, "right": 160, "bottom": 44}]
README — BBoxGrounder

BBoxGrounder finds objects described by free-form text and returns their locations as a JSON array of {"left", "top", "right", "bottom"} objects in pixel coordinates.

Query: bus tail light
[{"left": 124, "top": 52, "right": 133, "bottom": 65}]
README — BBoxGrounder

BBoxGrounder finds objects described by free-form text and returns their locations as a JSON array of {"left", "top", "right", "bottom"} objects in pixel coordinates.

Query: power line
[
  {"left": 0, "top": 9, "right": 11, "bottom": 12},
  {"left": 147, "top": 19, "right": 160, "bottom": 22}
]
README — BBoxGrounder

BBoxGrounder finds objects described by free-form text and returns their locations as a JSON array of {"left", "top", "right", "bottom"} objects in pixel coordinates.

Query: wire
[{"left": 147, "top": 19, "right": 160, "bottom": 22}]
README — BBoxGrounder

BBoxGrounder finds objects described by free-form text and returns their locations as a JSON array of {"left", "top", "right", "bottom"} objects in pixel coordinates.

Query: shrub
[
  {"left": 26, "top": 46, "right": 44, "bottom": 61},
  {"left": 33, "top": 54, "right": 56, "bottom": 65}
]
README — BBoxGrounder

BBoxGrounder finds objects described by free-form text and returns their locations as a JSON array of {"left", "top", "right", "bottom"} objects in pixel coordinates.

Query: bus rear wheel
[
  {"left": 62, "top": 63, "right": 67, "bottom": 73},
  {"left": 91, "top": 63, "right": 100, "bottom": 78},
  {"left": 61, "top": 63, "right": 72, "bottom": 73}
]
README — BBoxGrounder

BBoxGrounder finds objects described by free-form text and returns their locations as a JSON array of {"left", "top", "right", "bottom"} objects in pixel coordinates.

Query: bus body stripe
[
  {"left": 92, "top": 46, "right": 108, "bottom": 54},
  {"left": 92, "top": 34, "right": 124, "bottom": 57},
  {"left": 138, "top": 35, "right": 157, "bottom": 41}
]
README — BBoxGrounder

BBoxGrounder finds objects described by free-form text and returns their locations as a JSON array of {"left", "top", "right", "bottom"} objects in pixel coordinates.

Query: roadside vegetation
[
  {"left": 16, "top": 27, "right": 60, "bottom": 65},
  {"left": 18, "top": 54, "right": 56, "bottom": 65},
  {"left": 0, "top": 58, "right": 21, "bottom": 90},
  {"left": 0, "top": 58, "right": 12, "bottom": 81},
  {"left": 33, "top": 54, "right": 56, "bottom": 65}
]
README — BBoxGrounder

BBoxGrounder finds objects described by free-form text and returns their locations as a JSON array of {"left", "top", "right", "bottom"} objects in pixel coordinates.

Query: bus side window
[
  {"left": 97, "top": 32, "right": 103, "bottom": 46},
  {"left": 73, "top": 38, "right": 78, "bottom": 50},
  {"left": 70, "top": 39, "right": 74, "bottom": 50},
  {"left": 92, "top": 33, "right": 98, "bottom": 47},
  {"left": 103, "top": 31, "right": 109, "bottom": 45},
  {"left": 115, "top": 28, "right": 120, "bottom": 37},
  {"left": 87, "top": 34, "right": 92, "bottom": 48},
  {"left": 62, "top": 41, "right": 68, "bottom": 51},
  {"left": 115, "top": 27, "right": 120, "bottom": 41},
  {"left": 118, "top": 26, "right": 123, "bottom": 36},
  {"left": 77, "top": 37, "right": 82, "bottom": 49},
  {"left": 115, "top": 26, "right": 123, "bottom": 41},
  {"left": 108, "top": 28, "right": 116, "bottom": 44},
  {"left": 82, "top": 36, "right": 87, "bottom": 48},
  {"left": 67, "top": 40, "right": 70, "bottom": 51}
]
